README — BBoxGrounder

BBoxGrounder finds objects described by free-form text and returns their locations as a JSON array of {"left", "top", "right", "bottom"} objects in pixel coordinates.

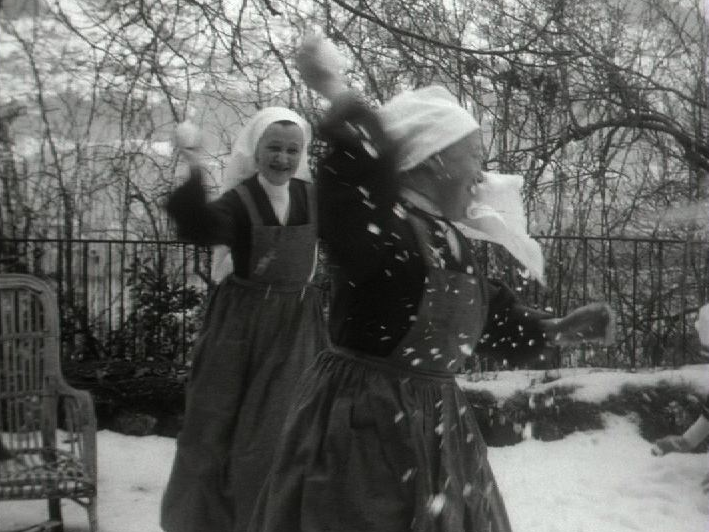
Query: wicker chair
[{"left": 0, "top": 274, "right": 97, "bottom": 532}]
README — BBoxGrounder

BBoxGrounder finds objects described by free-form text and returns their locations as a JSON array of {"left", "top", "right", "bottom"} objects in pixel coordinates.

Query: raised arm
[
  {"left": 165, "top": 165, "right": 247, "bottom": 246},
  {"left": 297, "top": 35, "right": 401, "bottom": 282}
]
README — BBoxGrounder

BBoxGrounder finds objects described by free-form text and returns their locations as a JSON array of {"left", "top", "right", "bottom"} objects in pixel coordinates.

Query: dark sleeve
[
  {"left": 316, "top": 93, "right": 402, "bottom": 283},
  {"left": 702, "top": 395, "right": 709, "bottom": 420},
  {"left": 165, "top": 166, "right": 247, "bottom": 245},
  {"left": 475, "top": 279, "right": 553, "bottom": 367}
]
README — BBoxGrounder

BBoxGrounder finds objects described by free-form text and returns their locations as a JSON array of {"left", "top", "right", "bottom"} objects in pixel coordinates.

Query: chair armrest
[
  {"left": 57, "top": 380, "right": 97, "bottom": 427},
  {"left": 56, "top": 380, "right": 98, "bottom": 482}
]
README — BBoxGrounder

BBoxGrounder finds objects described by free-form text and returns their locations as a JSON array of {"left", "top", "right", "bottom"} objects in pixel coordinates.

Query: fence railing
[{"left": 1, "top": 235, "right": 708, "bottom": 368}]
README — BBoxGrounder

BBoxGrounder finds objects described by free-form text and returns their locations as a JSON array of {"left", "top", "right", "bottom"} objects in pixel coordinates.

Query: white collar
[{"left": 257, "top": 173, "right": 290, "bottom": 198}]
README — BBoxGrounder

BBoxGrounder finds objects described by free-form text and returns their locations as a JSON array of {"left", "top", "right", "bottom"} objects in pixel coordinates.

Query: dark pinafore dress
[
  {"left": 161, "top": 182, "right": 327, "bottom": 532},
  {"left": 249, "top": 213, "right": 513, "bottom": 532}
]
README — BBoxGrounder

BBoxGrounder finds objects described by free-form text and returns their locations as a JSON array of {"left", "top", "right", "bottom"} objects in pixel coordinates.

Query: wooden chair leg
[
  {"left": 87, "top": 496, "right": 99, "bottom": 532},
  {"left": 47, "top": 498, "right": 63, "bottom": 532}
]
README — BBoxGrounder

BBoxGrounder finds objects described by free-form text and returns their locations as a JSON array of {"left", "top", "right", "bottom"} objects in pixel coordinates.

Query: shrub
[{"left": 601, "top": 381, "right": 709, "bottom": 450}]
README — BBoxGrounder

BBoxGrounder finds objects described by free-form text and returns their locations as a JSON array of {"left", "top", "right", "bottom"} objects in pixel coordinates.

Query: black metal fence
[{"left": 1, "top": 235, "right": 708, "bottom": 368}]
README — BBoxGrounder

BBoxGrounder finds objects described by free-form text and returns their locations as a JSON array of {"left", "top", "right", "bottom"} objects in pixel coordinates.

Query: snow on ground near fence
[
  {"left": 457, "top": 364, "right": 709, "bottom": 402},
  {"left": 3, "top": 367, "right": 709, "bottom": 532}
]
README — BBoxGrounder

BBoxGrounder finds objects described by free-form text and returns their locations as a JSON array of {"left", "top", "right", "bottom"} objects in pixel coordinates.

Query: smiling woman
[
  {"left": 159, "top": 108, "right": 328, "bottom": 532},
  {"left": 254, "top": 121, "right": 305, "bottom": 187}
]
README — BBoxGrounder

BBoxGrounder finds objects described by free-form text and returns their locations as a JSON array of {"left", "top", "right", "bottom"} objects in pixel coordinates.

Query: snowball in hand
[{"left": 174, "top": 121, "right": 203, "bottom": 151}]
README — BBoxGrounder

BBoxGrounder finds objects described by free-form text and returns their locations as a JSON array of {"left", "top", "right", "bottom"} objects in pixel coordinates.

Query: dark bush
[
  {"left": 601, "top": 381, "right": 708, "bottom": 450},
  {"left": 64, "top": 358, "right": 188, "bottom": 437}
]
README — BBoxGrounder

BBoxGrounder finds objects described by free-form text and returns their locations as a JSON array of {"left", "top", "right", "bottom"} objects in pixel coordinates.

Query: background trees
[{"left": 1, "top": 0, "right": 707, "bottom": 367}]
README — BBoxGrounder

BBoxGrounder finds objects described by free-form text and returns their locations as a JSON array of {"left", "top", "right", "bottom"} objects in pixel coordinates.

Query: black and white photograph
[{"left": 1, "top": 0, "right": 708, "bottom": 531}]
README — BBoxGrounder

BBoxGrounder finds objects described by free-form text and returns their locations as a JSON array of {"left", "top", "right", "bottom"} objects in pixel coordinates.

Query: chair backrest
[{"left": 0, "top": 274, "right": 61, "bottom": 450}]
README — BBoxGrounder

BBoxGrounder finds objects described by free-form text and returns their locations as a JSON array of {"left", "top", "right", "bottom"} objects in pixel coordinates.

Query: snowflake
[
  {"left": 392, "top": 204, "right": 407, "bottom": 219},
  {"left": 427, "top": 494, "right": 446, "bottom": 516},
  {"left": 401, "top": 468, "right": 416, "bottom": 482}
]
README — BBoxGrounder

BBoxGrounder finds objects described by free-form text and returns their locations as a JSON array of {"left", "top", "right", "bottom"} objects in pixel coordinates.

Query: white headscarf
[
  {"left": 378, "top": 85, "right": 480, "bottom": 172},
  {"left": 211, "top": 107, "right": 312, "bottom": 282},
  {"left": 377, "top": 86, "right": 545, "bottom": 283}
]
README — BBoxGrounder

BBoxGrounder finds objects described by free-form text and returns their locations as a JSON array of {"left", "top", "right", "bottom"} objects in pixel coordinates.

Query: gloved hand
[
  {"left": 543, "top": 302, "right": 615, "bottom": 346},
  {"left": 650, "top": 435, "right": 693, "bottom": 456}
]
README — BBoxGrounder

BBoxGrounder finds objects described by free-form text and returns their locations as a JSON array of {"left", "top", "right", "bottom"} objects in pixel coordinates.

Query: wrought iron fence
[{"left": 1, "top": 236, "right": 707, "bottom": 368}]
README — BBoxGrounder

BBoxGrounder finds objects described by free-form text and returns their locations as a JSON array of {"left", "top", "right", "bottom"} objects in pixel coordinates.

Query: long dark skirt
[
  {"left": 161, "top": 276, "right": 327, "bottom": 532},
  {"left": 249, "top": 348, "right": 512, "bottom": 532}
]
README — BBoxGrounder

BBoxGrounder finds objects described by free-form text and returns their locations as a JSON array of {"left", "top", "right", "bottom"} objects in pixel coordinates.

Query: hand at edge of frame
[{"left": 650, "top": 435, "right": 693, "bottom": 456}]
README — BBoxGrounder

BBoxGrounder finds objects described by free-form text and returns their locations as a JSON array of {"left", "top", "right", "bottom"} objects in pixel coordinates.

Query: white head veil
[
  {"left": 211, "top": 107, "right": 312, "bottom": 282},
  {"left": 378, "top": 86, "right": 480, "bottom": 172},
  {"left": 378, "top": 86, "right": 545, "bottom": 283}
]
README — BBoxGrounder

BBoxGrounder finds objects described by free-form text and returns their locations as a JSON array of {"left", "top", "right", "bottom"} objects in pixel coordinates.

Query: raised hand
[
  {"left": 295, "top": 33, "right": 348, "bottom": 101},
  {"left": 174, "top": 120, "right": 203, "bottom": 167},
  {"left": 542, "top": 302, "right": 615, "bottom": 346}
]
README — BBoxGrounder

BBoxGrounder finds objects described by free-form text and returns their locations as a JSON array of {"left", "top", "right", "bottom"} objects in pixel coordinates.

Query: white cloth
[
  {"left": 211, "top": 107, "right": 312, "bottom": 282},
  {"left": 455, "top": 172, "right": 545, "bottom": 284},
  {"left": 257, "top": 173, "right": 290, "bottom": 225},
  {"left": 377, "top": 85, "right": 480, "bottom": 172}
]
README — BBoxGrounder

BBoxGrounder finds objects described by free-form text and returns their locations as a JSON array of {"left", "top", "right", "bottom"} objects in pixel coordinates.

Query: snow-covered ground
[
  {"left": 458, "top": 364, "right": 709, "bottom": 402},
  {"left": 3, "top": 367, "right": 709, "bottom": 532}
]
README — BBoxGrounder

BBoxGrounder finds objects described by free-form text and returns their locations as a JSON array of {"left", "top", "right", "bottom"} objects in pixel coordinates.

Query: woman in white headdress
[
  {"left": 248, "top": 36, "right": 614, "bottom": 532},
  {"left": 160, "top": 107, "right": 328, "bottom": 532}
]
